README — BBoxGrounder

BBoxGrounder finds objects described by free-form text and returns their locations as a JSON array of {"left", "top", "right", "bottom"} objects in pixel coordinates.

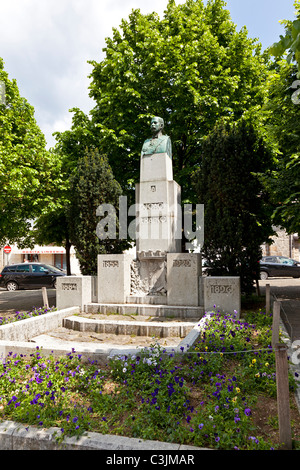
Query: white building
[{"left": 0, "top": 244, "right": 81, "bottom": 274}]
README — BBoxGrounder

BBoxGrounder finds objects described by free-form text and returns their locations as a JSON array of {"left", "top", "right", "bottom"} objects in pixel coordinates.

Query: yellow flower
[
  {"left": 232, "top": 396, "right": 238, "bottom": 403},
  {"left": 236, "top": 387, "right": 240, "bottom": 393},
  {"left": 252, "top": 359, "right": 256, "bottom": 364},
  {"left": 255, "top": 373, "right": 260, "bottom": 378},
  {"left": 265, "top": 362, "right": 269, "bottom": 367}
]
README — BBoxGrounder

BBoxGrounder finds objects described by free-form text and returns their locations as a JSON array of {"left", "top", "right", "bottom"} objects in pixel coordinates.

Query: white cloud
[{"left": 1, "top": 0, "right": 183, "bottom": 148}]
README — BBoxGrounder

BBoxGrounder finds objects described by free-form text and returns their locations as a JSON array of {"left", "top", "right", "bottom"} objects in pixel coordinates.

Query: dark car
[
  {"left": 0, "top": 263, "right": 66, "bottom": 291},
  {"left": 259, "top": 256, "right": 300, "bottom": 280}
]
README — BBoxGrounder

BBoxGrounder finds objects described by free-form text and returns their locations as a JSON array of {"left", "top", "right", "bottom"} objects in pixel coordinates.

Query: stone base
[
  {"left": 201, "top": 276, "right": 241, "bottom": 317},
  {"left": 167, "top": 253, "right": 202, "bottom": 306},
  {"left": 98, "top": 254, "right": 134, "bottom": 303},
  {"left": 56, "top": 276, "right": 92, "bottom": 311},
  {"left": 85, "top": 302, "right": 205, "bottom": 319},
  {"left": 127, "top": 296, "right": 167, "bottom": 305}
]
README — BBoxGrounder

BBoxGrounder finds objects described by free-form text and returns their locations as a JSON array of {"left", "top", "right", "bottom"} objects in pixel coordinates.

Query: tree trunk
[{"left": 65, "top": 235, "right": 72, "bottom": 275}]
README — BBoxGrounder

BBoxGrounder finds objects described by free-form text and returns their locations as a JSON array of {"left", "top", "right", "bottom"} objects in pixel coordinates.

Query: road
[
  {"left": 258, "top": 278, "right": 300, "bottom": 301},
  {"left": 0, "top": 288, "right": 56, "bottom": 315}
]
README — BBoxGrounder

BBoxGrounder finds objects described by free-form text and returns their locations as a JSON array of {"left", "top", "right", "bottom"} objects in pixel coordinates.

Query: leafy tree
[
  {"left": 192, "top": 119, "right": 275, "bottom": 294},
  {"left": 0, "top": 58, "right": 57, "bottom": 247},
  {"left": 266, "top": 0, "right": 300, "bottom": 236},
  {"left": 259, "top": 61, "right": 300, "bottom": 234},
  {"left": 55, "top": 0, "right": 270, "bottom": 204},
  {"left": 269, "top": 0, "right": 300, "bottom": 74},
  {"left": 68, "top": 148, "right": 130, "bottom": 275}
]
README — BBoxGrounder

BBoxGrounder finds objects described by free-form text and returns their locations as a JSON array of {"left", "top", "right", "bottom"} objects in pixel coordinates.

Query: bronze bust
[{"left": 141, "top": 117, "right": 172, "bottom": 158}]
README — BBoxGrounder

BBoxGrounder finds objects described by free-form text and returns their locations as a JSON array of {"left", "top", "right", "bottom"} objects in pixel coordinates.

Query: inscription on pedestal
[
  {"left": 210, "top": 284, "right": 233, "bottom": 294},
  {"left": 61, "top": 283, "right": 78, "bottom": 291},
  {"left": 143, "top": 202, "right": 165, "bottom": 210},
  {"left": 103, "top": 260, "right": 119, "bottom": 268},
  {"left": 141, "top": 216, "right": 167, "bottom": 224},
  {"left": 173, "top": 259, "right": 192, "bottom": 267}
]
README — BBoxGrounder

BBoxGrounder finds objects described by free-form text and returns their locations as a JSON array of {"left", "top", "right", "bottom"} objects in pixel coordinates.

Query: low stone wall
[
  {"left": 0, "top": 307, "right": 80, "bottom": 342},
  {"left": 0, "top": 419, "right": 205, "bottom": 450},
  {"left": 63, "top": 315, "right": 195, "bottom": 338}
]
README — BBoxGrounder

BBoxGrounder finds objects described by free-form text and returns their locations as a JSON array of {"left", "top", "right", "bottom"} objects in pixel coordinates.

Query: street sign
[{"left": 3, "top": 245, "right": 11, "bottom": 254}]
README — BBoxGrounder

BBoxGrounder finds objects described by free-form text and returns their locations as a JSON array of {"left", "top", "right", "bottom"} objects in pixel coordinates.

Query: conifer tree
[
  {"left": 68, "top": 148, "right": 129, "bottom": 275},
  {"left": 193, "top": 119, "right": 274, "bottom": 294}
]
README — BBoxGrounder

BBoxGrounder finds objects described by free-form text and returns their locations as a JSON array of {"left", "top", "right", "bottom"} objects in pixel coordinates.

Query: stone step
[
  {"left": 127, "top": 296, "right": 167, "bottom": 305},
  {"left": 63, "top": 316, "right": 196, "bottom": 338},
  {"left": 84, "top": 303, "right": 204, "bottom": 319}
]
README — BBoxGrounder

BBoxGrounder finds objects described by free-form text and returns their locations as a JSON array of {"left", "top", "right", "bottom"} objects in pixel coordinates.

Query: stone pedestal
[
  {"left": 97, "top": 254, "right": 133, "bottom": 303},
  {"left": 140, "top": 152, "right": 173, "bottom": 182},
  {"left": 56, "top": 276, "right": 92, "bottom": 310},
  {"left": 202, "top": 276, "right": 241, "bottom": 317},
  {"left": 136, "top": 152, "right": 181, "bottom": 254},
  {"left": 167, "top": 253, "right": 202, "bottom": 306}
]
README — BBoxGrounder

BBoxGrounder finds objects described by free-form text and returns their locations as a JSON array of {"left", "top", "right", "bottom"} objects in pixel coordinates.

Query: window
[
  {"left": 3, "top": 266, "right": 14, "bottom": 272},
  {"left": 32, "top": 264, "right": 48, "bottom": 273},
  {"left": 16, "top": 265, "right": 30, "bottom": 272},
  {"left": 54, "top": 254, "right": 66, "bottom": 270},
  {"left": 281, "top": 259, "right": 293, "bottom": 266}
]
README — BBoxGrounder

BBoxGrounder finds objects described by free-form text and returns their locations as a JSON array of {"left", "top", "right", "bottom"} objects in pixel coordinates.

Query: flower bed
[
  {"left": 0, "top": 309, "right": 299, "bottom": 450},
  {"left": 0, "top": 307, "right": 56, "bottom": 326}
]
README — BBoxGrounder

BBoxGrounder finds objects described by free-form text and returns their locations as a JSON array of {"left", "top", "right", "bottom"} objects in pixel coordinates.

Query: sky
[{"left": 0, "top": 0, "right": 296, "bottom": 149}]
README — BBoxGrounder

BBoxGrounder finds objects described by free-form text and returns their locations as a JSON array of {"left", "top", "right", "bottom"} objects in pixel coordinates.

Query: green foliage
[
  {"left": 0, "top": 58, "right": 58, "bottom": 246},
  {"left": 259, "top": 62, "right": 300, "bottom": 234},
  {"left": 53, "top": 0, "right": 270, "bottom": 204},
  {"left": 68, "top": 148, "right": 130, "bottom": 274},
  {"left": 192, "top": 119, "right": 275, "bottom": 294},
  {"left": 269, "top": 1, "right": 300, "bottom": 74}
]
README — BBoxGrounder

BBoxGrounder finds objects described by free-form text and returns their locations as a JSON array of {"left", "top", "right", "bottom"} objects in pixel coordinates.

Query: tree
[
  {"left": 0, "top": 58, "right": 56, "bottom": 246},
  {"left": 192, "top": 119, "right": 275, "bottom": 294},
  {"left": 269, "top": 0, "right": 300, "bottom": 74},
  {"left": 65, "top": 0, "right": 270, "bottom": 203},
  {"left": 261, "top": 62, "right": 300, "bottom": 234},
  {"left": 68, "top": 148, "right": 130, "bottom": 275}
]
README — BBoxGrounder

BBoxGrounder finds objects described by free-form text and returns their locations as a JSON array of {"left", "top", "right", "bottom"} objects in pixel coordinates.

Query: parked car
[
  {"left": 0, "top": 263, "right": 66, "bottom": 291},
  {"left": 259, "top": 256, "right": 300, "bottom": 280}
]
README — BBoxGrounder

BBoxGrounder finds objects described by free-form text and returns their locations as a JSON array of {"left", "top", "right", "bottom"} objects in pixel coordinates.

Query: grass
[{"left": 0, "top": 306, "right": 299, "bottom": 450}]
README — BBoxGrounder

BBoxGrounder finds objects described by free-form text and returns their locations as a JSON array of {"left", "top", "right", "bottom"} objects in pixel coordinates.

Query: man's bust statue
[{"left": 141, "top": 116, "right": 172, "bottom": 158}]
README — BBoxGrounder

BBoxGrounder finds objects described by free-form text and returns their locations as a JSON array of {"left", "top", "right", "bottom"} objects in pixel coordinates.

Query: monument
[
  {"left": 56, "top": 117, "right": 240, "bottom": 318},
  {"left": 56, "top": 117, "right": 240, "bottom": 317},
  {"left": 97, "top": 116, "right": 203, "bottom": 311}
]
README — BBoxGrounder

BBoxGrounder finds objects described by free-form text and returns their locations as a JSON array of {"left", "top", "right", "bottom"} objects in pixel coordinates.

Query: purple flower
[{"left": 244, "top": 408, "right": 251, "bottom": 416}]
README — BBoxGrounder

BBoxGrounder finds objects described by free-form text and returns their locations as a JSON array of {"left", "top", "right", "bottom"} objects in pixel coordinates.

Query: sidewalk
[
  {"left": 278, "top": 299, "right": 300, "bottom": 342},
  {"left": 259, "top": 279, "right": 300, "bottom": 342}
]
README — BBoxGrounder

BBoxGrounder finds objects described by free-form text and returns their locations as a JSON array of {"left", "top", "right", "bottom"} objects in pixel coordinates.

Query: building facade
[
  {"left": 0, "top": 244, "right": 81, "bottom": 274},
  {"left": 262, "top": 227, "right": 300, "bottom": 261}
]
